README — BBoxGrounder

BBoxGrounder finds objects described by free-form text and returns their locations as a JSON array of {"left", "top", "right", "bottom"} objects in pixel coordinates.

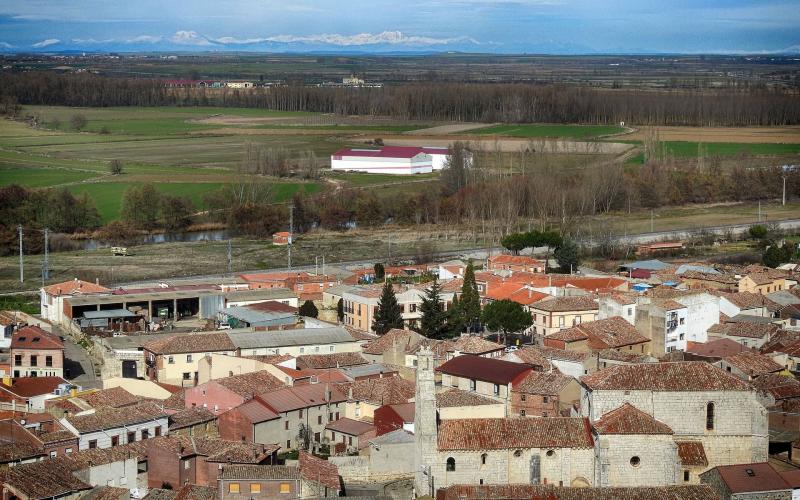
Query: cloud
[
  {"left": 32, "top": 38, "right": 60, "bottom": 48},
  {"left": 0, "top": 42, "right": 14, "bottom": 49},
  {"left": 170, "top": 30, "right": 212, "bottom": 46},
  {"left": 71, "top": 35, "right": 163, "bottom": 44},
  {"left": 212, "top": 31, "right": 478, "bottom": 46},
  {"left": 127, "top": 35, "right": 162, "bottom": 43}
]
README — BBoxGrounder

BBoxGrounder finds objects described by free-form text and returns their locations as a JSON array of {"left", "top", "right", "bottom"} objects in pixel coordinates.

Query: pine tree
[
  {"left": 299, "top": 300, "right": 318, "bottom": 318},
  {"left": 459, "top": 262, "right": 482, "bottom": 332},
  {"left": 372, "top": 281, "right": 404, "bottom": 335},
  {"left": 418, "top": 279, "right": 448, "bottom": 339},
  {"left": 445, "top": 294, "right": 465, "bottom": 338}
]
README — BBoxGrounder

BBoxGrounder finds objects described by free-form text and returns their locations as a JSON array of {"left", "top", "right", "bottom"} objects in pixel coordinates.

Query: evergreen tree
[
  {"left": 459, "top": 262, "right": 482, "bottom": 332},
  {"left": 482, "top": 299, "right": 532, "bottom": 340},
  {"left": 445, "top": 294, "right": 465, "bottom": 338},
  {"left": 372, "top": 281, "right": 403, "bottom": 335},
  {"left": 336, "top": 298, "right": 344, "bottom": 323},
  {"left": 299, "top": 300, "right": 318, "bottom": 318},
  {"left": 418, "top": 279, "right": 448, "bottom": 339},
  {"left": 555, "top": 239, "right": 581, "bottom": 274},
  {"left": 374, "top": 262, "right": 385, "bottom": 281}
]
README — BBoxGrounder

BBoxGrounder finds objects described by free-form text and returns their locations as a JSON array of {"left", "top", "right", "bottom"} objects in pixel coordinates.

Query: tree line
[{"left": 2, "top": 72, "right": 798, "bottom": 126}]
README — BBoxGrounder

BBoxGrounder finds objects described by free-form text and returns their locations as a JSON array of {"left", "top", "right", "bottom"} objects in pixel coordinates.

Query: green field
[
  {"left": 328, "top": 171, "right": 439, "bottom": 186},
  {"left": 468, "top": 123, "right": 626, "bottom": 139},
  {"left": 625, "top": 141, "right": 800, "bottom": 164},
  {"left": 0, "top": 166, "right": 97, "bottom": 187}
]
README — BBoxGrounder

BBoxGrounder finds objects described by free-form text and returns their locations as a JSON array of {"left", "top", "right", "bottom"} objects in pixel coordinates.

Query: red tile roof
[
  {"left": 722, "top": 351, "right": 783, "bottom": 377},
  {"left": 435, "top": 484, "right": 717, "bottom": 500},
  {"left": 338, "top": 376, "right": 415, "bottom": 406},
  {"left": 437, "top": 417, "right": 594, "bottom": 451},
  {"left": 505, "top": 347, "right": 551, "bottom": 369},
  {"left": 245, "top": 301, "right": 298, "bottom": 314},
  {"left": 81, "top": 387, "right": 139, "bottom": 409},
  {"left": 64, "top": 401, "right": 167, "bottom": 433},
  {"left": 0, "top": 376, "right": 68, "bottom": 399},
  {"left": 707, "top": 322, "right": 780, "bottom": 339},
  {"left": 530, "top": 295, "right": 599, "bottom": 313},
  {"left": 712, "top": 462, "right": 790, "bottom": 493},
  {"left": 11, "top": 326, "right": 64, "bottom": 350},
  {"left": 227, "top": 399, "right": 280, "bottom": 424},
  {"left": 750, "top": 373, "right": 800, "bottom": 400},
  {"left": 298, "top": 451, "right": 340, "bottom": 491},
  {"left": 362, "top": 328, "right": 425, "bottom": 356},
  {"left": 581, "top": 361, "right": 751, "bottom": 392},
  {"left": 593, "top": 403, "right": 673, "bottom": 435},
  {"left": 215, "top": 370, "right": 286, "bottom": 398},
  {"left": 436, "top": 389, "right": 501, "bottom": 408},
  {"left": 144, "top": 332, "right": 235, "bottom": 355},
  {"left": 257, "top": 385, "right": 347, "bottom": 413},
  {"left": 295, "top": 352, "right": 368, "bottom": 370},
  {"left": 325, "top": 417, "right": 375, "bottom": 436},
  {"left": 437, "top": 355, "right": 533, "bottom": 385},
  {"left": 512, "top": 371, "right": 574, "bottom": 396},
  {"left": 488, "top": 254, "right": 545, "bottom": 267},
  {"left": 684, "top": 338, "right": 754, "bottom": 358},
  {"left": 43, "top": 279, "right": 110, "bottom": 296},
  {"left": 577, "top": 316, "right": 650, "bottom": 349},
  {"left": 676, "top": 441, "right": 708, "bottom": 467}
]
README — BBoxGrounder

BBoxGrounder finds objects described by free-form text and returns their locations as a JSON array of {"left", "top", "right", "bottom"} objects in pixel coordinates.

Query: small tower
[{"left": 414, "top": 347, "right": 437, "bottom": 496}]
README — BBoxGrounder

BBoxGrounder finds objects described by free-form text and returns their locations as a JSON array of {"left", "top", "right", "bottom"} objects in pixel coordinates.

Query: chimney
[
  {"left": 2, "top": 376, "right": 11, "bottom": 387},
  {"left": 70, "top": 387, "right": 78, "bottom": 397},
  {"left": 348, "top": 387, "right": 353, "bottom": 399},
  {"left": 95, "top": 278, "right": 99, "bottom": 285}
]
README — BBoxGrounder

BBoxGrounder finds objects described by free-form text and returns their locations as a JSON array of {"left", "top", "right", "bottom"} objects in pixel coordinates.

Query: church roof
[
  {"left": 581, "top": 361, "right": 751, "bottom": 392},
  {"left": 437, "top": 417, "right": 593, "bottom": 451},
  {"left": 593, "top": 403, "right": 673, "bottom": 435}
]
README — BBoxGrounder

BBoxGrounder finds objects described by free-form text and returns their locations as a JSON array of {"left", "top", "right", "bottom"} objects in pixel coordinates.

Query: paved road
[{"left": 57, "top": 325, "right": 101, "bottom": 389}]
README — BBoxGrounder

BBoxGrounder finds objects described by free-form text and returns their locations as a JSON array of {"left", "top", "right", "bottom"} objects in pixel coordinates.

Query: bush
[
  {"left": 749, "top": 225, "right": 768, "bottom": 240},
  {"left": 299, "top": 300, "right": 318, "bottom": 318},
  {"left": 70, "top": 114, "right": 88, "bottom": 131}
]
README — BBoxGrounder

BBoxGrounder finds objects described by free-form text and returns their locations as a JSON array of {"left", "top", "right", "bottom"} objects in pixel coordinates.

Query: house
[
  {"left": 228, "top": 327, "right": 362, "bottom": 357},
  {"left": 598, "top": 293, "right": 638, "bottom": 325},
  {"left": 487, "top": 254, "right": 545, "bottom": 274},
  {"left": 682, "top": 339, "right": 754, "bottom": 363},
  {"left": 184, "top": 371, "right": 287, "bottom": 415},
  {"left": 144, "top": 333, "right": 237, "bottom": 386},
  {"left": 715, "top": 292, "right": 780, "bottom": 319},
  {"left": 542, "top": 316, "right": 650, "bottom": 354},
  {"left": 219, "top": 452, "right": 341, "bottom": 498},
  {"left": 0, "top": 376, "right": 71, "bottom": 411},
  {"left": 529, "top": 295, "right": 599, "bottom": 336},
  {"left": 638, "top": 292, "right": 720, "bottom": 354},
  {"left": 437, "top": 355, "right": 532, "bottom": 403},
  {"left": 338, "top": 376, "right": 416, "bottom": 420},
  {"left": 168, "top": 407, "right": 217, "bottom": 437},
  {"left": 196, "top": 353, "right": 296, "bottom": 386},
  {"left": 272, "top": 232, "right": 291, "bottom": 246},
  {"left": 59, "top": 400, "right": 169, "bottom": 449},
  {"left": 361, "top": 328, "right": 426, "bottom": 365},
  {"left": 714, "top": 351, "right": 784, "bottom": 381},
  {"left": 700, "top": 462, "right": 792, "bottom": 500},
  {"left": 580, "top": 362, "right": 768, "bottom": 475},
  {"left": 10, "top": 326, "right": 65, "bottom": 378},
  {"left": 146, "top": 435, "right": 279, "bottom": 489},
  {"left": 593, "top": 349, "right": 657, "bottom": 370},
  {"left": 681, "top": 271, "right": 739, "bottom": 292},
  {"left": 40, "top": 279, "right": 110, "bottom": 325},
  {"left": 342, "top": 285, "right": 453, "bottom": 332},
  {"left": 510, "top": 370, "right": 581, "bottom": 417},
  {"left": 636, "top": 241, "right": 684, "bottom": 256},
  {"left": 739, "top": 272, "right": 788, "bottom": 295},
  {"left": 325, "top": 418, "right": 376, "bottom": 453},
  {"left": 0, "top": 416, "right": 78, "bottom": 460},
  {"left": 218, "top": 385, "right": 348, "bottom": 451},
  {"left": 501, "top": 347, "right": 552, "bottom": 371},
  {"left": 330, "top": 146, "right": 436, "bottom": 175},
  {"left": 295, "top": 352, "right": 368, "bottom": 371},
  {"left": 505, "top": 345, "right": 590, "bottom": 378},
  {"left": 707, "top": 322, "right": 781, "bottom": 349},
  {"left": 0, "top": 456, "right": 92, "bottom": 499}
]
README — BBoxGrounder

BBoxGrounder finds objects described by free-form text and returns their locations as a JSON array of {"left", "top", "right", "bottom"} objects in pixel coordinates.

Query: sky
[{"left": 1, "top": 0, "right": 799, "bottom": 54}]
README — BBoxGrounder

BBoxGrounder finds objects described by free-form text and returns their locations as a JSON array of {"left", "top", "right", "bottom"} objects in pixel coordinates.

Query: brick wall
[{"left": 217, "top": 408, "right": 254, "bottom": 443}]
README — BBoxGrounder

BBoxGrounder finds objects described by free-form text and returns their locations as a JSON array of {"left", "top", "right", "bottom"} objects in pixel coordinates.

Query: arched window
[
  {"left": 481, "top": 453, "right": 487, "bottom": 465},
  {"left": 446, "top": 457, "right": 456, "bottom": 471},
  {"left": 706, "top": 402, "right": 715, "bottom": 430}
]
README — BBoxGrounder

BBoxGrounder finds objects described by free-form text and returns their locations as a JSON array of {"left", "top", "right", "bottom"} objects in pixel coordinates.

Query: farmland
[{"left": 468, "top": 124, "right": 626, "bottom": 139}]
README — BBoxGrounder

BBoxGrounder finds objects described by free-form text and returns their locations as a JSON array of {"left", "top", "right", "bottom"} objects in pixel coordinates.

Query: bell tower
[{"left": 414, "top": 347, "right": 437, "bottom": 496}]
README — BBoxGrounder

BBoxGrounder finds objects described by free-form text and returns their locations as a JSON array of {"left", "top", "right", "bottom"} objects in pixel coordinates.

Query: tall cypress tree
[
  {"left": 372, "top": 281, "right": 404, "bottom": 335},
  {"left": 418, "top": 279, "right": 448, "bottom": 339},
  {"left": 460, "top": 262, "right": 482, "bottom": 331}
]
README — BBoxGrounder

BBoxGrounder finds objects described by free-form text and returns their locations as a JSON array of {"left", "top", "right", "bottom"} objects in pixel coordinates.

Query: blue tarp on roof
[{"left": 620, "top": 259, "right": 670, "bottom": 271}]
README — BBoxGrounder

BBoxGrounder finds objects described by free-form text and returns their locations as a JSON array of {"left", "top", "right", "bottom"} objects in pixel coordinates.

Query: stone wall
[{"left": 595, "top": 434, "right": 679, "bottom": 487}]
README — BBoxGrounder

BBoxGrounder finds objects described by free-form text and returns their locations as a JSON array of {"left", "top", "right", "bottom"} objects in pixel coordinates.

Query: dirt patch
[
  {"left": 404, "top": 123, "right": 497, "bottom": 135},
  {"left": 624, "top": 126, "right": 800, "bottom": 144},
  {"left": 190, "top": 115, "right": 302, "bottom": 126},
  {"left": 379, "top": 136, "right": 634, "bottom": 154}
]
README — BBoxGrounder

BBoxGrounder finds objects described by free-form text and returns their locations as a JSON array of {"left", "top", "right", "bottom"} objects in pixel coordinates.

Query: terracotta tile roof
[
  {"left": 216, "top": 370, "right": 286, "bottom": 398},
  {"left": 489, "top": 254, "right": 545, "bottom": 267},
  {"left": 148, "top": 435, "right": 276, "bottom": 463},
  {"left": 243, "top": 353, "right": 295, "bottom": 365},
  {"left": 325, "top": 417, "right": 375, "bottom": 436},
  {"left": 0, "top": 441, "right": 42, "bottom": 463},
  {"left": 595, "top": 349, "right": 654, "bottom": 364},
  {"left": 685, "top": 338, "right": 754, "bottom": 358},
  {"left": 708, "top": 322, "right": 780, "bottom": 339},
  {"left": 162, "top": 389, "right": 186, "bottom": 410},
  {"left": 505, "top": 347, "right": 551, "bottom": 369},
  {"left": 0, "top": 457, "right": 91, "bottom": 498},
  {"left": 10, "top": 326, "right": 64, "bottom": 350},
  {"left": 298, "top": 451, "right": 340, "bottom": 491},
  {"left": 676, "top": 441, "right": 708, "bottom": 467},
  {"left": 169, "top": 407, "right": 216, "bottom": 430},
  {"left": 42, "top": 279, "right": 110, "bottom": 296},
  {"left": 681, "top": 270, "right": 738, "bottom": 285},
  {"left": 145, "top": 488, "right": 178, "bottom": 500},
  {"left": 745, "top": 272, "right": 783, "bottom": 286},
  {"left": 65, "top": 441, "right": 148, "bottom": 469},
  {"left": 534, "top": 345, "right": 590, "bottom": 363},
  {"left": 594, "top": 403, "right": 673, "bottom": 435},
  {"left": 530, "top": 295, "right": 598, "bottom": 313},
  {"left": 229, "top": 399, "right": 280, "bottom": 423},
  {"left": 436, "top": 389, "right": 501, "bottom": 408},
  {"left": 144, "top": 332, "right": 235, "bottom": 355},
  {"left": 651, "top": 298, "right": 686, "bottom": 311},
  {"left": 438, "top": 417, "right": 593, "bottom": 451},
  {"left": 257, "top": 384, "right": 347, "bottom": 413},
  {"left": 436, "top": 484, "right": 718, "bottom": 500},
  {"left": 338, "top": 376, "right": 415, "bottom": 406},
  {"left": 723, "top": 351, "right": 783, "bottom": 377},
  {"left": 0, "top": 376, "right": 69, "bottom": 399},
  {"left": 81, "top": 387, "right": 139, "bottom": 409},
  {"left": 762, "top": 330, "right": 800, "bottom": 354},
  {"left": 512, "top": 371, "right": 573, "bottom": 396},
  {"left": 751, "top": 373, "right": 800, "bottom": 401},
  {"left": 82, "top": 486, "right": 129, "bottom": 500},
  {"left": 437, "top": 355, "right": 532, "bottom": 385},
  {"left": 715, "top": 292, "right": 781, "bottom": 311},
  {"left": 579, "top": 317, "right": 650, "bottom": 349},
  {"left": 174, "top": 485, "right": 218, "bottom": 500},
  {"left": 343, "top": 326, "right": 379, "bottom": 342},
  {"left": 219, "top": 464, "right": 300, "bottom": 480},
  {"left": 295, "top": 352, "right": 368, "bottom": 370},
  {"left": 245, "top": 301, "right": 298, "bottom": 314},
  {"left": 712, "top": 462, "right": 790, "bottom": 493},
  {"left": 547, "top": 327, "right": 589, "bottom": 342},
  {"left": 64, "top": 401, "right": 167, "bottom": 433},
  {"left": 362, "top": 328, "right": 424, "bottom": 355},
  {"left": 581, "top": 361, "right": 751, "bottom": 392},
  {"left": 448, "top": 335, "right": 505, "bottom": 354}
]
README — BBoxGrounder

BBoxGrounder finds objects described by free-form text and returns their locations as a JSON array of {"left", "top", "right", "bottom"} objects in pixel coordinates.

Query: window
[
  {"left": 111, "top": 435, "right": 119, "bottom": 446},
  {"left": 493, "top": 384, "right": 500, "bottom": 396},
  {"left": 546, "top": 450, "right": 555, "bottom": 457},
  {"left": 627, "top": 307, "right": 633, "bottom": 316},
  {"left": 336, "top": 412, "right": 340, "bottom": 420},
  {"left": 88, "top": 440, "right": 97, "bottom": 449},
  {"left": 50, "top": 451, "right": 57, "bottom": 458},
  {"left": 521, "top": 394, "right": 526, "bottom": 402},
  {"left": 30, "top": 355, "right": 37, "bottom": 367},
  {"left": 280, "top": 483, "right": 291, "bottom": 494},
  {"left": 299, "top": 409, "right": 303, "bottom": 418},
  {"left": 128, "top": 431, "right": 136, "bottom": 443},
  {"left": 679, "top": 318, "right": 685, "bottom": 325},
  {"left": 630, "top": 456, "right": 641, "bottom": 467},
  {"left": 186, "top": 355, "right": 193, "bottom": 362},
  {"left": 45, "top": 356, "right": 53, "bottom": 367},
  {"left": 184, "top": 460, "right": 190, "bottom": 470},
  {"left": 228, "top": 483, "right": 240, "bottom": 493},
  {"left": 318, "top": 415, "right": 322, "bottom": 425},
  {"left": 513, "top": 450, "right": 522, "bottom": 457},
  {"left": 330, "top": 346, "right": 335, "bottom": 352},
  {"left": 558, "top": 316, "right": 565, "bottom": 327},
  {"left": 706, "top": 402, "right": 715, "bottom": 430},
  {"left": 520, "top": 410, "right": 526, "bottom": 416},
  {"left": 543, "top": 396, "right": 549, "bottom": 403},
  {"left": 348, "top": 437, "right": 353, "bottom": 446},
  {"left": 120, "top": 477, "right": 127, "bottom": 486},
  {"left": 13, "top": 355, "right": 21, "bottom": 365},
  {"left": 65, "top": 448, "right": 72, "bottom": 454},
  {"left": 250, "top": 484, "right": 261, "bottom": 493},
  {"left": 183, "top": 372, "right": 191, "bottom": 380},
  {"left": 331, "top": 432, "right": 336, "bottom": 441},
  {"left": 141, "top": 429, "right": 149, "bottom": 440},
  {"left": 481, "top": 453, "right": 487, "bottom": 465},
  {"left": 168, "top": 356, "right": 174, "bottom": 364},
  {"left": 299, "top": 347, "right": 305, "bottom": 354},
  {"left": 285, "top": 421, "right": 289, "bottom": 430},
  {"left": 155, "top": 426, "right": 161, "bottom": 437},
  {"left": 684, "top": 470, "right": 690, "bottom": 482},
  {"left": 469, "top": 379, "right": 476, "bottom": 391},
  {"left": 446, "top": 457, "right": 456, "bottom": 471},
  {"left": 287, "top": 440, "right": 291, "bottom": 449}
]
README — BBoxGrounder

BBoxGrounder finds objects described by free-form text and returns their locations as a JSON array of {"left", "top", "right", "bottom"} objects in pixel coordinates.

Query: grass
[
  {"left": 0, "top": 166, "right": 97, "bottom": 187},
  {"left": 252, "top": 124, "right": 427, "bottom": 132},
  {"left": 329, "top": 171, "right": 439, "bottom": 187},
  {"left": 624, "top": 142, "right": 800, "bottom": 164},
  {"left": 468, "top": 124, "right": 626, "bottom": 139}
]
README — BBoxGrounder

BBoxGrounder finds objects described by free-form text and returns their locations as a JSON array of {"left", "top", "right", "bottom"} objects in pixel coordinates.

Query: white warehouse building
[{"left": 330, "top": 146, "right": 467, "bottom": 175}]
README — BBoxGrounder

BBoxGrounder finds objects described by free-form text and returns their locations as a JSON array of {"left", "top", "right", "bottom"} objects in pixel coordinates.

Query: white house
[
  {"left": 331, "top": 146, "right": 433, "bottom": 175},
  {"left": 40, "top": 279, "right": 110, "bottom": 325},
  {"left": 59, "top": 401, "right": 169, "bottom": 449}
]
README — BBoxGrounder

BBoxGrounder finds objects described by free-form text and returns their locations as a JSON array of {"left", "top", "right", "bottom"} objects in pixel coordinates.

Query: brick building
[{"left": 10, "top": 326, "right": 65, "bottom": 378}]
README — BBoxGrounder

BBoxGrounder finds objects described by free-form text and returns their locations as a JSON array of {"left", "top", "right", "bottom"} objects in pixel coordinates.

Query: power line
[{"left": 17, "top": 225, "right": 23, "bottom": 283}]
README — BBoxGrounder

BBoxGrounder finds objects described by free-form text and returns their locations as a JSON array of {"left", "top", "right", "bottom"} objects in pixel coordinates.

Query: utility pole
[
  {"left": 42, "top": 228, "right": 49, "bottom": 283},
  {"left": 783, "top": 176, "right": 787, "bottom": 206},
  {"left": 758, "top": 201, "right": 761, "bottom": 222},
  {"left": 227, "top": 239, "right": 232, "bottom": 274},
  {"left": 322, "top": 255, "right": 325, "bottom": 276},
  {"left": 288, "top": 204, "right": 294, "bottom": 270},
  {"left": 315, "top": 256, "right": 319, "bottom": 276},
  {"left": 17, "top": 225, "right": 23, "bottom": 283},
  {"left": 650, "top": 210, "right": 654, "bottom": 233}
]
